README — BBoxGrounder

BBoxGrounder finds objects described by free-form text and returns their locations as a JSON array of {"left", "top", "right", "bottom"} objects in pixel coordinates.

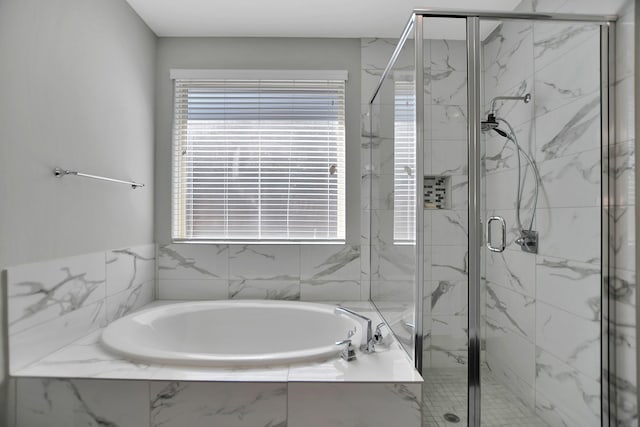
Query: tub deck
[{"left": 12, "top": 300, "right": 422, "bottom": 384}]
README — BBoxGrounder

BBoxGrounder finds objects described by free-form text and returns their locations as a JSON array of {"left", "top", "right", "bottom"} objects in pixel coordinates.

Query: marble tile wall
[
  {"left": 363, "top": 36, "right": 470, "bottom": 367},
  {"left": 424, "top": 39, "right": 470, "bottom": 369},
  {"left": 157, "top": 243, "right": 365, "bottom": 301},
  {"left": 518, "top": 7, "right": 636, "bottom": 420},
  {"left": 5, "top": 244, "right": 155, "bottom": 372},
  {"left": 10, "top": 378, "right": 422, "bottom": 427},
  {"left": 480, "top": 3, "right": 635, "bottom": 425}
]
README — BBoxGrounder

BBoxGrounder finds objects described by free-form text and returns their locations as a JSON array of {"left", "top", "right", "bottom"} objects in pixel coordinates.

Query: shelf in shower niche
[{"left": 423, "top": 175, "right": 450, "bottom": 210}]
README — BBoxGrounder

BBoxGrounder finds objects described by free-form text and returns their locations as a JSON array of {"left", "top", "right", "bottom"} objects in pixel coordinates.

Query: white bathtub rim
[{"left": 100, "top": 300, "right": 364, "bottom": 368}]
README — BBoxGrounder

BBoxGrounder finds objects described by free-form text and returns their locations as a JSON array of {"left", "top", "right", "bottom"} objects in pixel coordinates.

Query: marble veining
[
  {"left": 300, "top": 279, "right": 361, "bottom": 301},
  {"left": 430, "top": 345, "right": 467, "bottom": 366},
  {"left": 17, "top": 331, "right": 158, "bottom": 379},
  {"left": 431, "top": 40, "right": 466, "bottom": 72},
  {"left": 535, "top": 148, "right": 600, "bottom": 210},
  {"left": 536, "top": 302, "right": 600, "bottom": 381},
  {"left": 485, "top": 284, "right": 534, "bottom": 338},
  {"left": 483, "top": 22, "right": 532, "bottom": 70},
  {"left": 106, "top": 246, "right": 155, "bottom": 296},
  {"left": 486, "top": 250, "right": 533, "bottom": 296},
  {"left": 485, "top": 35, "right": 533, "bottom": 94},
  {"left": 388, "top": 383, "right": 422, "bottom": 412},
  {"left": 229, "top": 280, "right": 300, "bottom": 300},
  {"left": 536, "top": 256, "right": 600, "bottom": 321},
  {"left": 10, "top": 267, "right": 105, "bottom": 328},
  {"left": 609, "top": 370, "right": 639, "bottom": 427},
  {"left": 372, "top": 243, "right": 415, "bottom": 281},
  {"left": 301, "top": 245, "right": 360, "bottom": 281},
  {"left": 47, "top": 380, "right": 119, "bottom": 426},
  {"left": 287, "top": 383, "right": 421, "bottom": 427},
  {"left": 610, "top": 270, "right": 635, "bottom": 305},
  {"left": 535, "top": 348, "right": 600, "bottom": 426},
  {"left": 484, "top": 138, "right": 517, "bottom": 173},
  {"left": 16, "top": 378, "right": 150, "bottom": 427},
  {"left": 149, "top": 381, "right": 288, "bottom": 427},
  {"left": 428, "top": 69, "right": 467, "bottom": 106},
  {"left": 106, "top": 280, "right": 154, "bottom": 322},
  {"left": 533, "top": 24, "right": 599, "bottom": 67},
  {"left": 431, "top": 248, "right": 468, "bottom": 281},
  {"left": 158, "top": 244, "right": 225, "bottom": 279},
  {"left": 229, "top": 245, "right": 300, "bottom": 281},
  {"left": 430, "top": 281, "right": 454, "bottom": 310},
  {"left": 537, "top": 96, "right": 600, "bottom": 161}
]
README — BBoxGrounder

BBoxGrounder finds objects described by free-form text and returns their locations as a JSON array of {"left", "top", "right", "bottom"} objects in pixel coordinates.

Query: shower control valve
[{"left": 516, "top": 229, "right": 538, "bottom": 254}]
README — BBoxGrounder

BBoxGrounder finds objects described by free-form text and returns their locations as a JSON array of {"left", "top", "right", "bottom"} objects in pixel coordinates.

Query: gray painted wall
[
  {"left": 0, "top": 0, "right": 157, "bottom": 421},
  {"left": 155, "top": 37, "right": 362, "bottom": 245}
]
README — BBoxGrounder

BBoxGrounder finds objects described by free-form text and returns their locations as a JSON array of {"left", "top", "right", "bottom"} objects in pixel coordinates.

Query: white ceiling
[{"left": 124, "top": 0, "right": 523, "bottom": 39}]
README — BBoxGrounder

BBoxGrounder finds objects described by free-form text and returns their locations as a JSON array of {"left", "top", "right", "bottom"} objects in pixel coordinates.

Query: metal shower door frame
[
  {"left": 417, "top": 10, "right": 616, "bottom": 427},
  {"left": 370, "top": 9, "right": 616, "bottom": 426}
]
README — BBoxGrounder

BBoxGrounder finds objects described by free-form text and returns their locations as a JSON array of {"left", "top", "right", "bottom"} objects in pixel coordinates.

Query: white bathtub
[{"left": 100, "top": 300, "right": 364, "bottom": 367}]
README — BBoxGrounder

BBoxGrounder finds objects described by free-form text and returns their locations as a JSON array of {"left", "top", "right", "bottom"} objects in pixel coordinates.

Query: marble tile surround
[
  {"left": 12, "top": 378, "right": 422, "bottom": 427},
  {"left": 5, "top": 244, "right": 156, "bottom": 372},
  {"left": 8, "top": 300, "right": 422, "bottom": 427},
  {"left": 13, "top": 300, "right": 421, "bottom": 383},
  {"left": 157, "top": 243, "right": 365, "bottom": 301}
]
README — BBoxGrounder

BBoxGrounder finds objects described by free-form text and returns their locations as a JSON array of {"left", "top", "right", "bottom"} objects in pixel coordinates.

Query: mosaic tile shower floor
[{"left": 422, "top": 368, "right": 549, "bottom": 427}]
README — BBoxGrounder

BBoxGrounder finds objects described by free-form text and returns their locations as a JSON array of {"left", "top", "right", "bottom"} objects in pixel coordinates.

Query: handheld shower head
[
  {"left": 481, "top": 113, "right": 499, "bottom": 133},
  {"left": 492, "top": 127, "right": 509, "bottom": 138},
  {"left": 480, "top": 117, "right": 509, "bottom": 138}
]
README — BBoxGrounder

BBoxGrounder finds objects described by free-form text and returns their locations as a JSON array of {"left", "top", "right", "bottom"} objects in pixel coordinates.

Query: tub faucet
[
  {"left": 335, "top": 306, "right": 375, "bottom": 353},
  {"left": 335, "top": 339, "right": 357, "bottom": 361}
]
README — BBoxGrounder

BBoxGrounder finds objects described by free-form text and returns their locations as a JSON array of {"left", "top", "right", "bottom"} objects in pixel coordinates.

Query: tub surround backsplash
[
  {"left": 6, "top": 244, "right": 155, "bottom": 372},
  {"left": 4, "top": 241, "right": 364, "bottom": 373},
  {"left": 157, "top": 243, "right": 366, "bottom": 301}
]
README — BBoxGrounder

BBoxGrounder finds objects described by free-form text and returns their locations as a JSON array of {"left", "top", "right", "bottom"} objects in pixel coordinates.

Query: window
[
  {"left": 171, "top": 70, "right": 346, "bottom": 242},
  {"left": 393, "top": 76, "right": 416, "bottom": 243}
]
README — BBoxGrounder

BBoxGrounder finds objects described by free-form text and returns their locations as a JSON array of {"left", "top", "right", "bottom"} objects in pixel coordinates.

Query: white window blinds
[
  {"left": 172, "top": 73, "right": 346, "bottom": 242},
  {"left": 393, "top": 78, "right": 416, "bottom": 243}
]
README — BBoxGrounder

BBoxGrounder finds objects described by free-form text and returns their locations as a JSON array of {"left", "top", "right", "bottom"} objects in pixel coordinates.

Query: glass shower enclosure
[{"left": 367, "top": 10, "right": 616, "bottom": 427}]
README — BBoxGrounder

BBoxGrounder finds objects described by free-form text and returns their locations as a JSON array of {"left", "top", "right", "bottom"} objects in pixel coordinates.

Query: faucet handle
[
  {"left": 335, "top": 339, "right": 357, "bottom": 362},
  {"left": 373, "top": 322, "right": 386, "bottom": 344}
]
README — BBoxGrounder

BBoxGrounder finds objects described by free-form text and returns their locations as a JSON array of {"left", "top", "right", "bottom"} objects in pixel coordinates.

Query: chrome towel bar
[{"left": 53, "top": 168, "right": 145, "bottom": 189}]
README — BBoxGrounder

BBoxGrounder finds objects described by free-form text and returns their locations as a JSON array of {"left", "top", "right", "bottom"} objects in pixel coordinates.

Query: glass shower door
[
  {"left": 477, "top": 17, "right": 604, "bottom": 427},
  {"left": 367, "top": 22, "right": 419, "bottom": 365}
]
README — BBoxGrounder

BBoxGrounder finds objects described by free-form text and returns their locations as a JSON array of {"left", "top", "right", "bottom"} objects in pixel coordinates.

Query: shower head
[
  {"left": 481, "top": 113, "right": 510, "bottom": 138},
  {"left": 481, "top": 113, "right": 499, "bottom": 133},
  {"left": 489, "top": 93, "right": 532, "bottom": 116},
  {"left": 480, "top": 119, "right": 499, "bottom": 132}
]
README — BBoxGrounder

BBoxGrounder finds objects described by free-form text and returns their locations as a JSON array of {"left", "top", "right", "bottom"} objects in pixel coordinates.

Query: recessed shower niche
[{"left": 423, "top": 175, "right": 450, "bottom": 210}]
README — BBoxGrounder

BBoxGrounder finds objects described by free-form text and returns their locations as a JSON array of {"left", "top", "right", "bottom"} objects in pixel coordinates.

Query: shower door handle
[{"left": 486, "top": 216, "right": 506, "bottom": 253}]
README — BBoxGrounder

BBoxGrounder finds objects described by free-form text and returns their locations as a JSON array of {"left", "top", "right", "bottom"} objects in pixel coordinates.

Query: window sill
[{"left": 171, "top": 239, "right": 347, "bottom": 245}]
